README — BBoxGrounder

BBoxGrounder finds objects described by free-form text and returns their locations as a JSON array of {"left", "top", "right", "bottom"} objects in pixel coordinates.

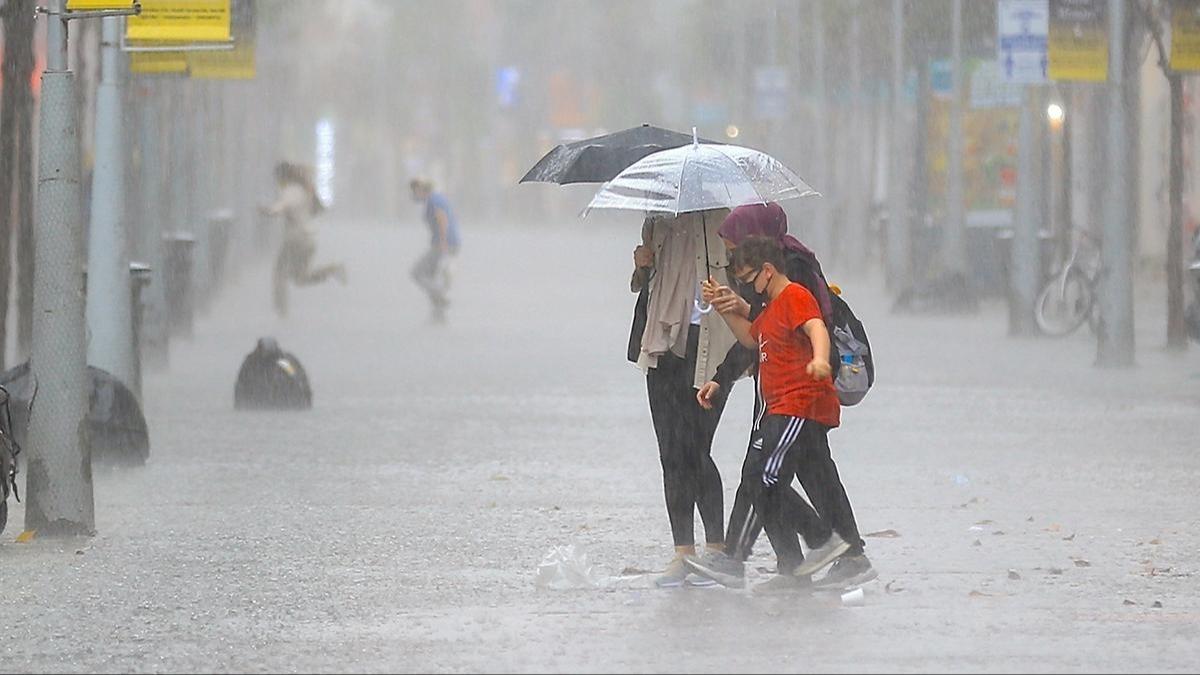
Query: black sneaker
[
  {"left": 814, "top": 554, "right": 878, "bottom": 590},
  {"left": 684, "top": 551, "right": 746, "bottom": 589}
]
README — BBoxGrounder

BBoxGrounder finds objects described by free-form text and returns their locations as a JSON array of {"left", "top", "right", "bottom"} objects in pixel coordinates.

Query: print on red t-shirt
[{"left": 749, "top": 283, "right": 841, "bottom": 428}]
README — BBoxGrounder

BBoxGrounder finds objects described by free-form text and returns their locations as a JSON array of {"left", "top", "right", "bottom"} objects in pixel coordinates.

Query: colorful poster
[
  {"left": 127, "top": 0, "right": 231, "bottom": 43},
  {"left": 1048, "top": 0, "right": 1107, "bottom": 82},
  {"left": 1171, "top": 0, "right": 1200, "bottom": 71},
  {"left": 928, "top": 59, "right": 1020, "bottom": 227}
]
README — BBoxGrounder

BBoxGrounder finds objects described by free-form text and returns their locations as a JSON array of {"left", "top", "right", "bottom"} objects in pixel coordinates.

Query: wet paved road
[{"left": 2, "top": 219, "right": 1198, "bottom": 673}]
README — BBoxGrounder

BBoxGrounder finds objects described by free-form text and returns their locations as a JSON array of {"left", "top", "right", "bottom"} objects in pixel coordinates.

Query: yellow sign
[
  {"left": 129, "top": 50, "right": 188, "bottom": 74},
  {"left": 1048, "top": 0, "right": 1108, "bottom": 82},
  {"left": 1172, "top": 0, "right": 1200, "bottom": 71},
  {"left": 127, "top": 0, "right": 231, "bottom": 43},
  {"left": 66, "top": 0, "right": 137, "bottom": 8},
  {"left": 187, "top": 0, "right": 254, "bottom": 79}
]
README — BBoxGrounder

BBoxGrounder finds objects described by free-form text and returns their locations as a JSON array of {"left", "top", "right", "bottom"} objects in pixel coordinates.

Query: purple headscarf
[{"left": 718, "top": 203, "right": 833, "bottom": 320}]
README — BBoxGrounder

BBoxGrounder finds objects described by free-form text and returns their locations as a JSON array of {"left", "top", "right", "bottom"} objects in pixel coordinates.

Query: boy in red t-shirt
[{"left": 702, "top": 236, "right": 855, "bottom": 591}]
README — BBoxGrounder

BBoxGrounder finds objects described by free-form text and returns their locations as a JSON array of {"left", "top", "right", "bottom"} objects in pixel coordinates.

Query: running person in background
[
  {"left": 260, "top": 161, "right": 346, "bottom": 318},
  {"left": 409, "top": 177, "right": 461, "bottom": 323}
]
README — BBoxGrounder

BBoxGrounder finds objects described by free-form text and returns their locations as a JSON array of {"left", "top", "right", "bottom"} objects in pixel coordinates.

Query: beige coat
[{"left": 632, "top": 209, "right": 737, "bottom": 389}]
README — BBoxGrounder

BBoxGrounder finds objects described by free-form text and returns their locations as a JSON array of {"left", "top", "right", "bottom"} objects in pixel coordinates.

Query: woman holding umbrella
[{"left": 630, "top": 208, "right": 739, "bottom": 587}]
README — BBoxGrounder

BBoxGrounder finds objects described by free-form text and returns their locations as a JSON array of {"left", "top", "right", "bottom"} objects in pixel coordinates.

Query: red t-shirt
[{"left": 750, "top": 283, "right": 841, "bottom": 428}]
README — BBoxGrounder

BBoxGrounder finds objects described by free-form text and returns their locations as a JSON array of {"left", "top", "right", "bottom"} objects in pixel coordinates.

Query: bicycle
[{"left": 1035, "top": 227, "right": 1102, "bottom": 337}]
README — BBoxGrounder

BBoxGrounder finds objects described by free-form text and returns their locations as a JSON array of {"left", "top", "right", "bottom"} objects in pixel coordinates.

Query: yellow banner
[
  {"left": 127, "top": 0, "right": 231, "bottom": 43},
  {"left": 129, "top": 50, "right": 188, "bottom": 74},
  {"left": 66, "top": 0, "right": 138, "bottom": 8},
  {"left": 1048, "top": 0, "right": 1108, "bottom": 82},
  {"left": 1172, "top": 0, "right": 1200, "bottom": 71},
  {"left": 186, "top": 0, "right": 254, "bottom": 79}
]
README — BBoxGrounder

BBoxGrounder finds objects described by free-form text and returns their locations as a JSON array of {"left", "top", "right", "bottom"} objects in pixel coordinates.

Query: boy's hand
[
  {"left": 806, "top": 359, "right": 832, "bottom": 381},
  {"left": 696, "top": 381, "right": 722, "bottom": 410},
  {"left": 713, "top": 291, "right": 750, "bottom": 318},
  {"left": 703, "top": 276, "right": 747, "bottom": 315}
]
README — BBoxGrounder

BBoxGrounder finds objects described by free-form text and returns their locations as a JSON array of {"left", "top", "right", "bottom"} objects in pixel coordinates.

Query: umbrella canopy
[
  {"left": 583, "top": 141, "right": 819, "bottom": 217},
  {"left": 0, "top": 362, "right": 149, "bottom": 466},
  {"left": 519, "top": 124, "right": 716, "bottom": 185}
]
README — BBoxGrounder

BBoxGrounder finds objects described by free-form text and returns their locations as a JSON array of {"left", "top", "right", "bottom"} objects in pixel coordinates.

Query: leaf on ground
[
  {"left": 1026, "top": 516, "right": 1035, "bottom": 522},
  {"left": 489, "top": 474, "right": 510, "bottom": 481},
  {"left": 1072, "top": 559, "right": 1091, "bottom": 568},
  {"left": 864, "top": 529, "right": 901, "bottom": 538},
  {"left": 1007, "top": 570, "right": 1021, "bottom": 580},
  {"left": 969, "top": 590, "right": 995, "bottom": 598},
  {"left": 1152, "top": 601, "right": 1164, "bottom": 609},
  {"left": 1062, "top": 533, "right": 1076, "bottom": 541},
  {"left": 992, "top": 531, "right": 1006, "bottom": 536},
  {"left": 1123, "top": 599, "right": 1137, "bottom": 606},
  {"left": 1149, "top": 538, "right": 1162, "bottom": 545},
  {"left": 1044, "top": 524, "right": 1062, "bottom": 533},
  {"left": 15, "top": 530, "right": 35, "bottom": 543},
  {"left": 975, "top": 519, "right": 995, "bottom": 525},
  {"left": 884, "top": 580, "right": 905, "bottom": 594}
]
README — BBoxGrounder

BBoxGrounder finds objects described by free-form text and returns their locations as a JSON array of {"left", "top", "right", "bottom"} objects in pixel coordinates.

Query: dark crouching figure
[{"left": 234, "top": 338, "right": 313, "bottom": 411}]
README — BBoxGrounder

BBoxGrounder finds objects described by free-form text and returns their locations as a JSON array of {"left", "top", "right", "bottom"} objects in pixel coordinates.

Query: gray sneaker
[
  {"left": 814, "top": 554, "right": 878, "bottom": 590},
  {"left": 791, "top": 533, "right": 851, "bottom": 577},
  {"left": 753, "top": 572, "right": 813, "bottom": 594},
  {"left": 684, "top": 551, "right": 746, "bottom": 589}
]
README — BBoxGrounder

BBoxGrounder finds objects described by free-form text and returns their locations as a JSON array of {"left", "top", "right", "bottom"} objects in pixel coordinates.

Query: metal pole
[
  {"left": 811, "top": 0, "right": 832, "bottom": 259},
  {"left": 1011, "top": 87, "right": 1042, "bottom": 336},
  {"left": 846, "top": 5, "right": 867, "bottom": 269},
  {"left": 1166, "top": 73, "right": 1187, "bottom": 350},
  {"left": 26, "top": 0, "right": 94, "bottom": 535},
  {"left": 86, "top": 16, "right": 135, "bottom": 394},
  {"left": 945, "top": 0, "right": 967, "bottom": 279},
  {"left": 1097, "top": 0, "right": 1135, "bottom": 366},
  {"left": 887, "top": 0, "right": 912, "bottom": 290}
]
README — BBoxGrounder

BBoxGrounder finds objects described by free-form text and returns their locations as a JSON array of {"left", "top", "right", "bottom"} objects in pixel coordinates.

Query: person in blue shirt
[{"left": 409, "top": 177, "right": 461, "bottom": 323}]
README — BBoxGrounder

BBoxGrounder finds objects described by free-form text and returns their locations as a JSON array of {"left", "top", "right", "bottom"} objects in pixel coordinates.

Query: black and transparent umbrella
[{"left": 519, "top": 123, "right": 716, "bottom": 185}]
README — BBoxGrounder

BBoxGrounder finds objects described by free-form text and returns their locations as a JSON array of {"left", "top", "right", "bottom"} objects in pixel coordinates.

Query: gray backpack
[{"left": 829, "top": 293, "right": 874, "bottom": 406}]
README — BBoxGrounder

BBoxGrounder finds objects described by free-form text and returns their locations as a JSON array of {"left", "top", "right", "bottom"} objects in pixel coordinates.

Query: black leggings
[{"left": 646, "top": 327, "right": 727, "bottom": 548}]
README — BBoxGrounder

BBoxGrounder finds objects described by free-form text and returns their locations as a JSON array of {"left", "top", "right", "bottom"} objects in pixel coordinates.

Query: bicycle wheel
[{"left": 1036, "top": 269, "right": 1094, "bottom": 337}]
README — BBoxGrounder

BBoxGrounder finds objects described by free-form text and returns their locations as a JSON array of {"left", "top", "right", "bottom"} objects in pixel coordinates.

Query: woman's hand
[{"left": 633, "top": 245, "right": 654, "bottom": 269}]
